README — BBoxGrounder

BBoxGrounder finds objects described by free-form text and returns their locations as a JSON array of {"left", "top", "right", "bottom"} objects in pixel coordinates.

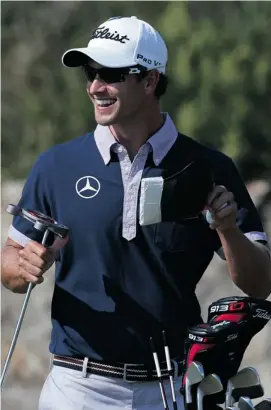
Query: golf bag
[
  {"left": 208, "top": 296, "right": 271, "bottom": 376},
  {"left": 181, "top": 296, "right": 271, "bottom": 409}
]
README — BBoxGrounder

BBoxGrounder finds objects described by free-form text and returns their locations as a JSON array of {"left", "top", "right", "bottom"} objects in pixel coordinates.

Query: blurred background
[{"left": 1, "top": 2, "right": 271, "bottom": 409}]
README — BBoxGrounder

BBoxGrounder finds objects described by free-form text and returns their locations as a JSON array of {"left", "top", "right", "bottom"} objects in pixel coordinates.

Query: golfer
[{"left": 2, "top": 16, "right": 271, "bottom": 410}]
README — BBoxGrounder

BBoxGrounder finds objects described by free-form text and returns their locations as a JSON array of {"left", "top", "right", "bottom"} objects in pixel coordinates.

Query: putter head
[
  {"left": 238, "top": 397, "right": 255, "bottom": 410},
  {"left": 7, "top": 204, "right": 21, "bottom": 216},
  {"left": 197, "top": 374, "right": 223, "bottom": 410},
  {"left": 185, "top": 361, "right": 205, "bottom": 404},
  {"left": 226, "top": 367, "right": 264, "bottom": 407}
]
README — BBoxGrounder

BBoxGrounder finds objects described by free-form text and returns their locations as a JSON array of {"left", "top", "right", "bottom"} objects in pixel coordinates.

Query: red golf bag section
[
  {"left": 182, "top": 321, "right": 240, "bottom": 380},
  {"left": 207, "top": 296, "right": 271, "bottom": 375},
  {"left": 180, "top": 320, "right": 241, "bottom": 406}
]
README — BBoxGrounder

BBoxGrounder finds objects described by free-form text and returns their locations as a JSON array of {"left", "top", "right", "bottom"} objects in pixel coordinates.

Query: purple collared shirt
[{"left": 94, "top": 113, "right": 178, "bottom": 240}]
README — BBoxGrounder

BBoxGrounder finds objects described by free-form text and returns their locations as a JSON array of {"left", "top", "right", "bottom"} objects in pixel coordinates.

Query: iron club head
[
  {"left": 185, "top": 361, "right": 205, "bottom": 405},
  {"left": 225, "top": 367, "right": 264, "bottom": 408},
  {"left": 197, "top": 374, "right": 223, "bottom": 410}
]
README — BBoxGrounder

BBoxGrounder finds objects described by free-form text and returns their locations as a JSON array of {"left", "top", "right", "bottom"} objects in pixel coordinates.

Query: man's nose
[{"left": 89, "top": 77, "right": 107, "bottom": 94}]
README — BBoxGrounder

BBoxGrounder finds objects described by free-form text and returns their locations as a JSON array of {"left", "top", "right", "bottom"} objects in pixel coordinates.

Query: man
[{"left": 1, "top": 16, "right": 271, "bottom": 410}]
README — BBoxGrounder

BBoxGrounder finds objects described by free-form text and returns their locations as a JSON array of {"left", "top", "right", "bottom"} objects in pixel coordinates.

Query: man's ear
[{"left": 144, "top": 70, "right": 160, "bottom": 95}]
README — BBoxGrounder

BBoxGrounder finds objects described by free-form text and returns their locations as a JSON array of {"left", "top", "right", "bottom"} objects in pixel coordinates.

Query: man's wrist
[{"left": 216, "top": 225, "right": 240, "bottom": 237}]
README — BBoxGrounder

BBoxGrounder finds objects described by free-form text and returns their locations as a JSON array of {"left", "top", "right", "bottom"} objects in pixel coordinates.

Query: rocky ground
[{"left": 1, "top": 180, "right": 271, "bottom": 410}]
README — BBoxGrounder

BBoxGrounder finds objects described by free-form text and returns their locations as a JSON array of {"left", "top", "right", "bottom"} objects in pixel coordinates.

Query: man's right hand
[{"left": 18, "top": 237, "right": 69, "bottom": 285}]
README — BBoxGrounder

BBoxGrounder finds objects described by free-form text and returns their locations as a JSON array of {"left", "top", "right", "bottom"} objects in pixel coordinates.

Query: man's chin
[
  {"left": 95, "top": 113, "right": 118, "bottom": 126},
  {"left": 96, "top": 118, "right": 115, "bottom": 126}
]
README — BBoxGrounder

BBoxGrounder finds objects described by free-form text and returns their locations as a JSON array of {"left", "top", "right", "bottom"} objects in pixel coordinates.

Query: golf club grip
[{"left": 0, "top": 229, "right": 50, "bottom": 388}]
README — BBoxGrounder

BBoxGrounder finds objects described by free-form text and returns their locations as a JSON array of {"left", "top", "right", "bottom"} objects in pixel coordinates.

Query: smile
[{"left": 95, "top": 99, "right": 117, "bottom": 107}]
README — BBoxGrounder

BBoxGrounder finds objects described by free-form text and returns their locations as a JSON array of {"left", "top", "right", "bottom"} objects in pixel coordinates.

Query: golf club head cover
[
  {"left": 181, "top": 321, "right": 241, "bottom": 408},
  {"left": 139, "top": 158, "right": 213, "bottom": 225},
  {"left": 208, "top": 296, "right": 271, "bottom": 375}
]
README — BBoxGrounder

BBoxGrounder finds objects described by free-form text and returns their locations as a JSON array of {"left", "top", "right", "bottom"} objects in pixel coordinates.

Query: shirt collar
[
  {"left": 94, "top": 113, "right": 178, "bottom": 166},
  {"left": 94, "top": 124, "right": 117, "bottom": 165},
  {"left": 148, "top": 113, "right": 178, "bottom": 165}
]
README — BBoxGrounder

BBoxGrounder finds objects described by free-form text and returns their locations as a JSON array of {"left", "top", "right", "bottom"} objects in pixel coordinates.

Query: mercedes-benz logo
[{"left": 75, "top": 176, "right": 101, "bottom": 199}]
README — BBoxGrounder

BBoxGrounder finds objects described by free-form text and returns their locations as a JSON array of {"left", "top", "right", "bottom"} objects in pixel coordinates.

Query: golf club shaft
[
  {"left": 197, "top": 390, "right": 204, "bottom": 410},
  {"left": 0, "top": 229, "right": 49, "bottom": 388},
  {"left": 185, "top": 380, "right": 192, "bottom": 405},
  {"left": 169, "top": 374, "right": 178, "bottom": 410},
  {"left": 238, "top": 397, "right": 255, "bottom": 410},
  {"left": 226, "top": 388, "right": 234, "bottom": 408},
  {"left": 150, "top": 337, "right": 169, "bottom": 410},
  {"left": 158, "top": 379, "right": 170, "bottom": 410},
  {"left": 162, "top": 331, "right": 178, "bottom": 410}
]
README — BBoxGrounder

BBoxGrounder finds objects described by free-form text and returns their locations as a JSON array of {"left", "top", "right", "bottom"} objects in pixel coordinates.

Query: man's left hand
[{"left": 205, "top": 185, "right": 238, "bottom": 232}]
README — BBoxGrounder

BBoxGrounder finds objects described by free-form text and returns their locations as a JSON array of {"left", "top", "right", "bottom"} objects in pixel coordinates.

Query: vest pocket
[{"left": 154, "top": 219, "right": 206, "bottom": 252}]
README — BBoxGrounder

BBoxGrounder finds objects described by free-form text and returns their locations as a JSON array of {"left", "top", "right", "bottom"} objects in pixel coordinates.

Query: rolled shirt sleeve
[{"left": 8, "top": 152, "right": 54, "bottom": 247}]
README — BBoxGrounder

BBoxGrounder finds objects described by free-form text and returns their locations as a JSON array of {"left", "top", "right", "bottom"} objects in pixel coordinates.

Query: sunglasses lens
[
  {"left": 83, "top": 66, "right": 96, "bottom": 82},
  {"left": 100, "top": 69, "right": 124, "bottom": 84},
  {"left": 83, "top": 66, "right": 128, "bottom": 84}
]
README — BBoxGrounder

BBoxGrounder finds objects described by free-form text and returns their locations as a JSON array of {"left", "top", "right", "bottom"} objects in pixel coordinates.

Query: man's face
[{"left": 86, "top": 61, "right": 150, "bottom": 126}]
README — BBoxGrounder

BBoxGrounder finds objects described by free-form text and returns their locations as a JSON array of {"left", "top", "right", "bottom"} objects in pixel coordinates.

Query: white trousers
[{"left": 38, "top": 365, "right": 185, "bottom": 410}]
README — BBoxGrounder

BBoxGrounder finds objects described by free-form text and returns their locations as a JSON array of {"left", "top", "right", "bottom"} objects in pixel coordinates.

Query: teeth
[{"left": 95, "top": 99, "right": 116, "bottom": 107}]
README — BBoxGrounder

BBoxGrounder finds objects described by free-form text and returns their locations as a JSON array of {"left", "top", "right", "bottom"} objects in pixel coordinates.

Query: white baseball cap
[{"left": 62, "top": 16, "right": 168, "bottom": 73}]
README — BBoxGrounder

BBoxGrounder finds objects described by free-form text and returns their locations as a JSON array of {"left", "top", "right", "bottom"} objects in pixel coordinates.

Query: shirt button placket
[
  {"left": 123, "top": 182, "right": 135, "bottom": 240},
  {"left": 121, "top": 144, "right": 150, "bottom": 241}
]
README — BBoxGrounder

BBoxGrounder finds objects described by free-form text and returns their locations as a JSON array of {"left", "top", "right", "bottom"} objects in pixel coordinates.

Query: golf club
[
  {"left": 184, "top": 361, "right": 205, "bottom": 405},
  {"left": 196, "top": 374, "right": 223, "bottom": 410},
  {"left": 238, "top": 397, "right": 255, "bottom": 410},
  {"left": 150, "top": 337, "right": 169, "bottom": 410},
  {"left": 0, "top": 205, "right": 69, "bottom": 388},
  {"left": 162, "top": 330, "right": 178, "bottom": 410},
  {"left": 225, "top": 367, "right": 264, "bottom": 408}
]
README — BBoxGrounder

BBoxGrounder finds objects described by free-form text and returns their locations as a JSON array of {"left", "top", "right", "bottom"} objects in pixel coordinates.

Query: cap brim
[{"left": 62, "top": 46, "right": 135, "bottom": 68}]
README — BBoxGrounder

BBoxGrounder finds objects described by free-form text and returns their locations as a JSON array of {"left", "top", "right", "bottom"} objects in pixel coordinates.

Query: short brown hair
[{"left": 136, "top": 70, "right": 168, "bottom": 99}]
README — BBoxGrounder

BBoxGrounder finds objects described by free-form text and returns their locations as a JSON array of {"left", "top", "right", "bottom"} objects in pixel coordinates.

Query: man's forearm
[{"left": 218, "top": 227, "right": 271, "bottom": 298}]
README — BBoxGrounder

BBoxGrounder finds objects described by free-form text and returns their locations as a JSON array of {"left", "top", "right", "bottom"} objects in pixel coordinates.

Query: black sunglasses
[{"left": 82, "top": 65, "right": 147, "bottom": 84}]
